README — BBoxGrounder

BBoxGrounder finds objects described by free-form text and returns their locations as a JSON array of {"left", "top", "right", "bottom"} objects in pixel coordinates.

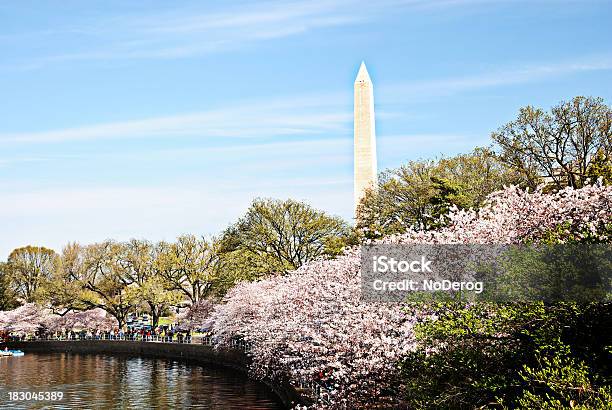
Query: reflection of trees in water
[{"left": 0, "top": 353, "right": 281, "bottom": 409}]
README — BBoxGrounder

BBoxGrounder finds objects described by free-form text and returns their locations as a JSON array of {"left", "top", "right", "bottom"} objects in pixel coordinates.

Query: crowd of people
[
  {"left": 64, "top": 327, "right": 192, "bottom": 343},
  {"left": 2, "top": 326, "right": 195, "bottom": 344}
]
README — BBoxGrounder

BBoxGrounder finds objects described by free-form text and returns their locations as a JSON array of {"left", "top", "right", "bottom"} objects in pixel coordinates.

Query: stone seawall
[{"left": 2, "top": 340, "right": 301, "bottom": 408}]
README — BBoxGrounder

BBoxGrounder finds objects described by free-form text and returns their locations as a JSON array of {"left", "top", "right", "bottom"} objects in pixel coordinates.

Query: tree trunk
[{"left": 151, "top": 309, "right": 159, "bottom": 329}]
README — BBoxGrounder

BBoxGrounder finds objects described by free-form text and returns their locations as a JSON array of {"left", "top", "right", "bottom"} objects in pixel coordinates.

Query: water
[{"left": 0, "top": 353, "right": 283, "bottom": 409}]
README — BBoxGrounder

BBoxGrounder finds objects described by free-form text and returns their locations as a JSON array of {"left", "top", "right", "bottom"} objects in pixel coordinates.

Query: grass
[{"left": 157, "top": 317, "right": 174, "bottom": 326}]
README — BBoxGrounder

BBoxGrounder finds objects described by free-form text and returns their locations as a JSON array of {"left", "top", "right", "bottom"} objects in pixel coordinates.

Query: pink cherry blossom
[
  {"left": 0, "top": 303, "right": 52, "bottom": 334},
  {"left": 45, "top": 308, "right": 115, "bottom": 332},
  {"left": 176, "top": 299, "right": 214, "bottom": 330},
  {"left": 209, "top": 184, "right": 612, "bottom": 408},
  {"left": 0, "top": 305, "right": 115, "bottom": 334}
]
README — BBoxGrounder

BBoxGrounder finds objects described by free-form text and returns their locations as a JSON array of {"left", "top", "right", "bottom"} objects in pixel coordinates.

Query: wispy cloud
[
  {"left": 1, "top": 0, "right": 368, "bottom": 65},
  {"left": 384, "top": 55, "right": 612, "bottom": 99},
  {"left": 0, "top": 133, "right": 478, "bottom": 185},
  {"left": 0, "top": 157, "right": 52, "bottom": 167},
  {"left": 1, "top": 0, "right": 514, "bottom": 68},
  {"left": 0, "top": 92, "right": 351, "bottom": 143},
  {"left": 4, "top": 53, "right": 610, "bottom": 144}
]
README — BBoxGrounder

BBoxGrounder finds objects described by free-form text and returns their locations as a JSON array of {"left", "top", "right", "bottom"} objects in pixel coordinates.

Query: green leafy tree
[
  {"left": 0, "top": 262, "right": 18, "bottom": 310},
  {"left": 136, "top": 276, "right": 182, "bottom": 328},
  {"left": 214, "top": 248, "right": 277, "bottom": 295},
  {"left": 428, "top": 176, "right": 467, "bottom": 229},
  {"left": 492, "top": 96, "right": 612, "bottom": 190},
  {"left": 220, "top": 198, "right": 350, "bottom": 274},
  {"left": 357, "top": 148, "right": 521, "bottom": 237},
  {"left": 155, "top": 235, "right": 222, "bottom": 304},
  {"left": 36, "top": 243, "right": 90, "bottom": 315},
  {"left": 5, "top": 245, "right": 58, "bottom": 303},
  {"left": 586, "top": 149, "right": 612, "bottom": 185},
  {"left": 76, "top": 241, "right": 139, "bottom": 329},
  {"left": 357, "top": 160, "right": 436, "bottom": 236},
  {"left": 122, "top": 239, "right": 182, "bottom": 327}
]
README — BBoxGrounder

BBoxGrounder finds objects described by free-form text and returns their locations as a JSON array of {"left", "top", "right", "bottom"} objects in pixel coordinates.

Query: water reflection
[{"left": 0, "top": 353, "right": 282, "bottom": 409}]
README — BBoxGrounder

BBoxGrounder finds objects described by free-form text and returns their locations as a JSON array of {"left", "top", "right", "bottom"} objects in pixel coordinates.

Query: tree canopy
[
  {"left": 220, "top": 198, "right": 352, "bottom": 274},
  {"left": 357, "top": 147, "right": 523, "bottom": 237},
  {"left": 5, "top": 246, "right": 58, "bottom": 303},
  {"left": 0, "top": 262, "right": 18, "bottom": 310},
  {"left": 492, "top": 96, "right": 612, "bottom": 190}
]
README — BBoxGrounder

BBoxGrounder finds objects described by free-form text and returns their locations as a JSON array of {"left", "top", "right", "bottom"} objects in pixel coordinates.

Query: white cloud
[
  {"left": 6, "top": 52, "right": 609, "bottom": 145},
  {"left": 2, "top": 0, "right": 518, "bottom": 67},
  {"left": 0, "top": 92, "right": 350, "bottom": 143},
  {"left": 384, "top": 55, "right": 612, "bottom": 99}
]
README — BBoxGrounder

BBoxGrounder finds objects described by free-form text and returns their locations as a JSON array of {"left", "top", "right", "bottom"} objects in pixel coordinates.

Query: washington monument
[{"left": 353, "top": 61, "right": 378, "bottom": 217}]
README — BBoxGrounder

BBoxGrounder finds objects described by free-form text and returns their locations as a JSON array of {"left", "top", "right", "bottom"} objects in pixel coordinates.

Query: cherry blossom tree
[
  {"left": 45, "top": 308, "right": 115, "bottom": 333},
  {"left": 209, "top": 184, "right": 612, "bottom": 408},
  {"left": 383, "top": 183, "right": 611, "bottom": 245},
  {"left": 0, "top": 303, "right": 52, "bottom": 334},
  {"left": 176, "top": 299, "right": 214, "bottom": 331},
  {"left": 0, "top": 310, "right": 9, "bottom": 330},
  {"left": 0, "top": 305, "right": 114, "bottom": 334}
]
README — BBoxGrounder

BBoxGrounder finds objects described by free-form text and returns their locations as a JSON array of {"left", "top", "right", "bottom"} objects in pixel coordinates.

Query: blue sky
[{"left": 1, "top": 0, "right": 612, "bottom": 258}]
